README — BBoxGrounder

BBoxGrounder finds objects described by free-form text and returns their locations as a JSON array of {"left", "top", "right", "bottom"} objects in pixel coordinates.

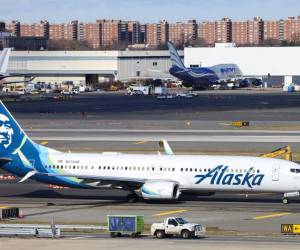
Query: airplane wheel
[
  {"left": 126, "top": 193, "right": 139, "bottom": 203},
  {"left": 282, "top": 198, "right": 289, "bottom": 204}
]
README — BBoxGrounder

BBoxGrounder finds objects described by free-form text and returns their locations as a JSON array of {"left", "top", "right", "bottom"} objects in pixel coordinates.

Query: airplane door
[{"left": 272, "top": 165, "right": 280, "bottom": 181}]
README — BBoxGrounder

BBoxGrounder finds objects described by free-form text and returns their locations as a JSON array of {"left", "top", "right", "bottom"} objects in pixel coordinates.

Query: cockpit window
[{"left": 290, "top": 168, "right": 300, "bottom": 173}]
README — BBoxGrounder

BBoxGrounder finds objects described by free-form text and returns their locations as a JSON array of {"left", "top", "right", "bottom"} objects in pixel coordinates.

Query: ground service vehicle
[
  {"left": 151, "top": 217, "right": 206, "bottom": 239},
  {"left": 107, "top": 215, "right": 144, "bottom": 237}
]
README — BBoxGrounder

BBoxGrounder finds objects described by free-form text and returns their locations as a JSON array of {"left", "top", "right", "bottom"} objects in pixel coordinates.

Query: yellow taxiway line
[
  {"left": 133, "top": 140, "right": 148, "bottom": 145},
  {"left": 253, "top": 212, "right": 291, "bottom": 220},
  {"left": 154, "top": 209, "right": 188, "bottom": 217},
  {"left": 40, "top": 141, "right": 49, "bottom": 145}
]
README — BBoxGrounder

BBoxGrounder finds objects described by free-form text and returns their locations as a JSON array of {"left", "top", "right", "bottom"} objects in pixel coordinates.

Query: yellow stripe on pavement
[
  {"left": 40, "top": 141, "right": 49, "bottom": 145},
  {"left": 154, "top": 209, "right": 188, "bottom": 217},
  {"left": 133, "top": 140, "right": 148, "bottom": 145},
  {"left": 253, "top": 212, "right": 291, "bottom": 220}
]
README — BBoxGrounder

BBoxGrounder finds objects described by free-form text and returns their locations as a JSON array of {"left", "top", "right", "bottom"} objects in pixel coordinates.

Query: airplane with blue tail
[
  {"left": 168, "top": 42, "right": 262, "bottom": 90},
  {"left": 0, "top": 102, "right": 299, "bottom": 204}
]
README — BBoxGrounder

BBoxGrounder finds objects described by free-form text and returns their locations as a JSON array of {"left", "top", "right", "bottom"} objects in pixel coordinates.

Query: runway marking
[
  {"left": 133, "top": 140, "right": 148, "bottom": 145},
  {"left": 253, "top": 212, "right": 291, "bottom": 220},
  {"left": 154, "top": 209, "right": 188, "bottom": 217},
  {"left": 40, "top": 141, "right": 49, "bottom": 145}
]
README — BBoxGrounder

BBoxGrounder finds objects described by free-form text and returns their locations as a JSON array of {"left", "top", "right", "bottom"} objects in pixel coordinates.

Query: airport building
[
  {"left": 6, "top": 45, "right": 300, "bottom": 86},
  {"left": 184, "top": 46, "right": 300, "bottom": 84},
  {"left": 7, "top": 50, "right": 183, "bottom": 85}
]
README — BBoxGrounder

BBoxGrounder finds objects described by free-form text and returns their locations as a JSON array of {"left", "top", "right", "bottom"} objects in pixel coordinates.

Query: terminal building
[
  {"left": 5, "top": 46, "right": 300, "bottom": 86},
  {"left": 7, "top": 50, "right": 183, "bottom": 85}
]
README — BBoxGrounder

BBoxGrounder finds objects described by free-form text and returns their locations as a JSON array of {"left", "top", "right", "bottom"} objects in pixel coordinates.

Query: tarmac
[{"left": 1, "top": 90, "right": 300, "bottom": 247}]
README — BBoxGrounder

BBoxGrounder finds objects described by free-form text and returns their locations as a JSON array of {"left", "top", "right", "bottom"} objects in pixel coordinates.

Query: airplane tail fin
[
  {"left": 0, "top": 100, "right": 37, "bottom": 156},
  {"left": 0, "top": 48, "right": 11, "bottom": 73},
  {"left": 167, "top": 42, "right": 185, "bottom": 69}
]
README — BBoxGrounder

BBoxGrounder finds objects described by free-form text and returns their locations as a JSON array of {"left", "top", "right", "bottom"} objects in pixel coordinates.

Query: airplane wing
[
  {"left": 19, "top": 170, "right": 177, "bottom": 189},
  {"left": 19, "top": 170, "right": 146, "bottom": 188}
]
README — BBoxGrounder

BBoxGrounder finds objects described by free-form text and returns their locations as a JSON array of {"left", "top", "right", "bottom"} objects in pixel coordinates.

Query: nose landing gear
[{"left": 282, "top": 191, "right": 300, "bottom": 204}]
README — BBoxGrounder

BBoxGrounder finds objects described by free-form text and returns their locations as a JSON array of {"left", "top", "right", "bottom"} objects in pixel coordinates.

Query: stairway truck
[
  {"left": 151, "top": 217, "right": 206, "bottom": 239},
  {"left": 107, "top": 215, "right": 144, "bottom": 237}
]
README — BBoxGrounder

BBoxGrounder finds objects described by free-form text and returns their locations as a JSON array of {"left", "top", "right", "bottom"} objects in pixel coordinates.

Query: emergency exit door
[{"left": 272, "top": 165, "right": 280, "bottom": 181}]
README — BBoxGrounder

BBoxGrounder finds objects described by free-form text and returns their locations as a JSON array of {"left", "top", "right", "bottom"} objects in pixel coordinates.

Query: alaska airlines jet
[
  {"left": 168, "top": 42, "right": 245, "bottom": 90},
  {"left": 0, "top": 101, "right": 300, "bottom": 204}
]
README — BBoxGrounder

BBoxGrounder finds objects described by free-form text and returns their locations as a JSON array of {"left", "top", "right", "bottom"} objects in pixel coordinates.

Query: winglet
[
  {"left": 19, "top": 170, "right": 37, "bottom": 183},
  {"left": 159, "top": 140, "right": 174, "bottom": 155}
]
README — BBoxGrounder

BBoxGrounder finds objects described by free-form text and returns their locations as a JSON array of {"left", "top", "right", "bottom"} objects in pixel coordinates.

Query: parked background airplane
[
  {"left": 0, "top": 48, "right": 34, "bottom": 83},
  {"left": 0, "top": 101, "right": 299, "bottom": 204},
  {"left": 168, "top": 42, "right": 262, "bottom": 90}
]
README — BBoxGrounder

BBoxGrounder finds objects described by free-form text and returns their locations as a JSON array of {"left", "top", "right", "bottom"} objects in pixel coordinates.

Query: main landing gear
[{"left": 126, "top": 193, "right": 140, "bottom": 203}]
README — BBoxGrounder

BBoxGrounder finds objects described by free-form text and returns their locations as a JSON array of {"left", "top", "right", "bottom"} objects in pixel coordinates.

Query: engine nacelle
[{"left": 141, "top": 181, "right": 180, "bottom": 200}]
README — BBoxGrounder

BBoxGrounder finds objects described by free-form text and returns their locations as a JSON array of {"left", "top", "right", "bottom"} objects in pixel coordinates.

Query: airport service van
[
  {"left": 151, "top": 217, "right": 206, "bottom": 239},
  {"left": 128, "top": 85, "right": 151, "bottom": 95}
]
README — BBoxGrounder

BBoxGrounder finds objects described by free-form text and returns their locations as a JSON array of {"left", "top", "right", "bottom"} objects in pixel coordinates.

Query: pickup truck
[{"left": 151, "top": 217, "right": 206, "bottom": 239}]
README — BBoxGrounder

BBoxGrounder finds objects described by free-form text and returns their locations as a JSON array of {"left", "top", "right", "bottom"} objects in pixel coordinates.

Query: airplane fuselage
[{"left": 4, "top": 153, "right": 300, "bottom": 193}]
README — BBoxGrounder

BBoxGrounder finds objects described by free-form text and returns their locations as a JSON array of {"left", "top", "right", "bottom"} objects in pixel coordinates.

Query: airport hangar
[
  {"left": 6, "top": 50, "right": 182, "bottom": 85},
  {"left": 6, "top": 46, "right": 300, "bottom": 86}
]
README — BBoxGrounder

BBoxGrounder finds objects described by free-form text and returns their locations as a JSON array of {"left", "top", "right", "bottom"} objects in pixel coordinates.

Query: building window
[
  {"left": 153, "top": 62, "right": 158, "bottom": 66},
  {"left": 136, "top": 71, "right": 140, "bottom": 77}
]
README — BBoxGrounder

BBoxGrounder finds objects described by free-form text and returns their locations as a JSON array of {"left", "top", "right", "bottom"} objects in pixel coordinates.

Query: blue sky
[{"left": 0, "top": 0, "right": 299, "bottom": 23}]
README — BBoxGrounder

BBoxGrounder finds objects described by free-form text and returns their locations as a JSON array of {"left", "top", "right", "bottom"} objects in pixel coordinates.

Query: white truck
[{"left": 151, "top": 217, "right": 206, "bottom": 239}]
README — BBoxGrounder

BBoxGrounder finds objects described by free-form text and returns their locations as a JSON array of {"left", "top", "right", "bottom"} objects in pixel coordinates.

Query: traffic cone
[{"left": 18, "top": 209, "right": 24, "bottom": 219}]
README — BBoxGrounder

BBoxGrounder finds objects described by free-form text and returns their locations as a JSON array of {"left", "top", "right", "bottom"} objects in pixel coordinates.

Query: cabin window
[
  {"left": 204, "top": 169, "right": 207, "bottom": 172},
  {"left": 73, "top": 166, "right": 76, "bottom": 169},
  {"left": 125, "top": 167, "right": 128, "bottom": 170},
  {"left": 172, "top": 168, "right": 175, "bottom": 172},
  {"left": 152, "top": 167, "right": 155, "bottom": 171},
  {"left": 257, "top": 169, "right": 260, "bottom": 173},
  {"left": 181, "top": 168, "right": 183, "bottom": 172},
  {"left": 185, "top": 168, "right": 188, "bottom": 172},
  {"left": 194, "top": 168, "right": 197, "bottom": 172},
  {"left": 199, "top": 168, "right": 202, "bottom": 172},
  {"left": 160, "top": 168, "right": 163, "bottom": 171},
  {"left": 290, "top": 168, "right": 300, "bottom": 173}
]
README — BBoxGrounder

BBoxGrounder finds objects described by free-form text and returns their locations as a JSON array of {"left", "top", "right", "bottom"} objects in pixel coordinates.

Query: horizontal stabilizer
[{"left": 19, "top": 171, "right": 37, "bottom": 183}]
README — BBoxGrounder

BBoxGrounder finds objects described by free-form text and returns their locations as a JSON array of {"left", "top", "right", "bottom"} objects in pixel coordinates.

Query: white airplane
[
  {"left": 0, "top": 48, "right": 11, "bottom": 80},
  {"left": 0, "top": 48, "right": 34, "bottom": 83},
  {"left": 0, "top": 101, "right": 300, "bottom": 204}
]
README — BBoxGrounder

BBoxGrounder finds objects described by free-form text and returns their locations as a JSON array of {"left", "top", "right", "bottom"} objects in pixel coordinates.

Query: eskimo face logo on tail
[
  {"left": 195, "top": 165, "right": 264, "bottom": 188},
  {"left": 0, "top": 114, "right": 14, "bottom": 149}
]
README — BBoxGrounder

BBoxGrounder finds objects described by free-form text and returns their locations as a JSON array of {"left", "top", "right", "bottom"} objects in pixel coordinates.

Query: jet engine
[{"left": 141, "top": 181, "right": 180, "bottom": 200}]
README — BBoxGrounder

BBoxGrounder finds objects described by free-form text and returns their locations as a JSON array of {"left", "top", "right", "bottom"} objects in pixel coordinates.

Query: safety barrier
[
  {"left": 0, "top": 224, "right": 107, "bottom": 238},
  {"left": 0, "top": 207, "right": 20, "bottom": 220}
]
